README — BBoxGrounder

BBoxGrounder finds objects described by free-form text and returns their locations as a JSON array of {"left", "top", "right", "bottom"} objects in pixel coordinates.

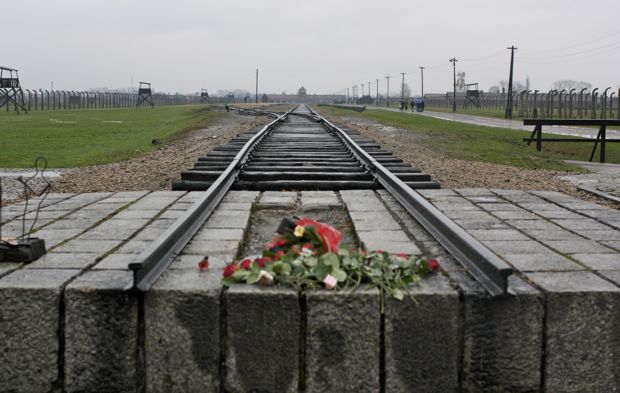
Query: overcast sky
[{"left": 4, "top": 0, "right": 620, "bottom": 96}]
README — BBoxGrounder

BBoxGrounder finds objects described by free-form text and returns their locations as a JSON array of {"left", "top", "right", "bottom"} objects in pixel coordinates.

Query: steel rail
[
  {"left": 310, "top": 107, "right": 513, "bottom": 296},
  {"left": 129, "top": 107, "right": 295, "bottom": 291},
  {"left": 228, "top": 105, "right": 281, "bottom": 119}
]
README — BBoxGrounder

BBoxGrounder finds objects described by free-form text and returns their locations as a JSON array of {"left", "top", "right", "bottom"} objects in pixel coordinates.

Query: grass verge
[
  {"left": 0, "top": 105, "right": 222, "bottom": 168},
  {"left": 318, "top": 107, "right": 620, "bottom": 170}
]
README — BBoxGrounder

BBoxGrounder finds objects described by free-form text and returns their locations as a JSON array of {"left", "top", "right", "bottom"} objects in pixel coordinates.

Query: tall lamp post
[
  {"left": 385, "top": 76, "right": 391, "bottom": 107},
  {"left": 419, "top": 66, "right": 425, "bottom": 97},
  {"left": 449, "top": 58, "right": 458, "bottom": 112},
  {"left": 400, "top": 72, "right": 406, "bottom": 104},
  {"left": 376, "top": 78, "right": 379, "bottom": 105}
]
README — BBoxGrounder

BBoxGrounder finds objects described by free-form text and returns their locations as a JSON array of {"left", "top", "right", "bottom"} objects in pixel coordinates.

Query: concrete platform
[{"left": 1, "top": 189, "right": 619, "bottom": 392}]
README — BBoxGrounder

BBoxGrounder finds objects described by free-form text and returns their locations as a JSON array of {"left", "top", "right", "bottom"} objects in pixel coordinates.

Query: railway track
[
  {"left": 130, "top": 105, "right": 513, "bottom": 297},
  {"left": 172, "top": 105, "right": 439, "bottom": 191}
]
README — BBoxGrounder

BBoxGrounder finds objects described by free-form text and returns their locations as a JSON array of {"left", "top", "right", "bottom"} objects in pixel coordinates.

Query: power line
[
  {"left": 520, "top": 39, "right": 620, "bottom": 60},
  {"left": 536, "top": 28, "right": 620, "bottom": 54}
]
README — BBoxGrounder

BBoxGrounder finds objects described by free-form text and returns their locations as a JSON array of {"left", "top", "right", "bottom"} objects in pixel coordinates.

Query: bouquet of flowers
[{"left": 217, "top": 217, "right": 439, "bottom": 302}]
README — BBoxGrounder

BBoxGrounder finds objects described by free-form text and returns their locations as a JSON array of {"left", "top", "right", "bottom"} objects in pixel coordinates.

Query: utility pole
[
  {"left": 505, "top": 45, "right": 518, "bottom": 118},
  {"left": 419, "top": 67, "right": 425, "bottom": 97},
  {"left": 400, "top": 72, "right": 406, "bottom": 103},
  {"left": 346, "top": 88, "right": 349, "bottom": 103},
  {"left": 361, "top": 83, "right": 365, "bottom": 97},
  {"left": 376, "top": 78, "right": 379, "bottom": 105},
  {"left": 255, "top": 69, "right": 258, "bottom": 104},
  {"left": 385, "top": 76, "right": 390, "bottom": 107},
  {"left": 449, "top": 58, "right": 458, "bottom": 112}
]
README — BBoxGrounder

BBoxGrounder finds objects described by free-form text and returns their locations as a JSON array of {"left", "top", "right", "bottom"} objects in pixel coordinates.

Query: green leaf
[
  {"left": 233, "top": 269, "right": 250, "bottom": 279},
  {"left": 391, "top": 288, "right": 405, "bottom": 301},
  {"left": 246, "top": 272, "right": 259, "bottom": 284},
  {"left": 221, "top": 277, "right": 237, "bottom": 286},
  {"left": 322, "top": 253, "right": 340, "bottom": 269},
  {"left": 313, "top": 261, "right": 330, "bottom": 280},
  {"left": 331, "top": 268, "right": 347, "bottom": 282},
  {"left": 304, "top": 256, "right": 318, "bottom": 268}
]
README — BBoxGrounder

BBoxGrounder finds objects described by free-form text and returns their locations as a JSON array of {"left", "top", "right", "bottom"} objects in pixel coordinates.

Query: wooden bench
[{"left": 523, "top": 119, "right": 620, "bottom": 163}]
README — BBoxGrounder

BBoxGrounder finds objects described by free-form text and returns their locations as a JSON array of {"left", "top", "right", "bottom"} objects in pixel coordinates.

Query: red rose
[
  {"left": 255, "top": 257, "right": 270, "bottom": 268},
  {"left": 276, "top": 238, "right": 287, "bottom": 247},
  {"left": 198, "top": 257, "right": 209, "bottom": 272},
  {"left": 290, "top": 244, "right": 300, "bottom": 254},
  {"left": 296, "top": 218, "right": 341, "bottom": 253},
  {"left": 223, "top": 264, "right": 239, "bottom": 277},
  {"left": 274, "top": 250, "right": 285, "bottom": 260},
  {"left": 397, "top": 253, "right": 409, "bottom": 259},
  {"left": 240, "top": 259, "right": 251, "bottom": 270},
  {"left": 428, "top": 259, "right": 439, "bottom": 272}
]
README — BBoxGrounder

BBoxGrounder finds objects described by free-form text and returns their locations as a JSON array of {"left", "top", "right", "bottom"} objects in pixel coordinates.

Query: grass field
[
  {"left": 0, "top": 105, "right": 222, "bottom": 168},
  {"left": 318, "top": 107, "right": 620, "bottom": 170}
]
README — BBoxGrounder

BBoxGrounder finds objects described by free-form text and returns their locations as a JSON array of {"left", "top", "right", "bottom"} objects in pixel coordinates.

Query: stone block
[
  {"left": 571, "top": 253, "right": 620, "bottom": 270},
  {"left": 53, "top": 238, "right": 121, "bottom": 254},
  {"left": 491, "top": 209, "right": 541, "bottom": 220},
  {"left": 453, "top": 218, "right": 509, "bottom": 230},
  {"left": 340, "top": 190, "right": 386, "bottom": 212},
  {"left": 300, "top": 191, "right": 341, "bottom": 211},
  {"left": 526, "top": 271, "right": 620, "bottom": 392},
  {"left": 93, "top": 253, "right": 138, "bottom": 270},
  {"left": 305, "top": 288, "right": 380, "bottom": 393},
  {"left": 501, "top": 252, "right": 584, "bottom": 272},
  {"left": 192, "top": 228, "right": 245, "bottom": 241},
  {"left": 204, "top": 210, "right": 251, "bottom": 229},
  {"left": 455, "top": 272, "right": 544, "bottom": 393},
  {"left": 0, "top": 262, "right": 22, "bottom": 277},
  {"left": 349, "top": 214, "right": 401, "bottom": 231},
  {"left": 145, "top": 269, "right": 222, "bottom": 393},
  {"left": 64, "top": 270, "right": 138, "bottom": 393},
  {"left": 113, "top": 209, "right": 161, "bottom": 219},
  {"left": 0, "top": 268, "right": 79, "bottom": 393},
  {"left": 184, "top": 239, "right": 240, "bottom": 255},
  {"left": 222, "top": 191, "right": 259, "bottom": 203},
  {"left": 116, "top": 239, "right": 155, "bottom": 254},
  {"left": 258, "top": 191, "right": 297, "bottom": 207},
  {"left": 384, "top": 274, "right": 460, "bottom": 393},
  {"left": 542, "top": 239, "right": 616, "bottom": 254},
  {"left": 468, "top": 229, "right": 530, "bottom": 241},
  {"left": 432, "top": 201, "right": 479, "bottom": 211},
  {"left": 171, "top": 254, "right": 229, "bottom": 270},
  {"left": 225, "top": 285, "right": 299, "bottom": 393},
  {"left": 25, "top": 252, "right": 98, "bottom": 269},
  {"left": 552, "top": 218, "right": 612, "bottom": 231}
]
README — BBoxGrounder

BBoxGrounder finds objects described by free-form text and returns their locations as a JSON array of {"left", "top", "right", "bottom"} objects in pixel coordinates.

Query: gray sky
[{"left": 4, "top": 0, "right": 620, "bottom": 95}]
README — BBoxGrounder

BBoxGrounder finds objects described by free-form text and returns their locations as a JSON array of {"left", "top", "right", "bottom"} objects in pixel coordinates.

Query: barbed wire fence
[{"left": 423, "top": 88, "right": 620, "bottom": 119}]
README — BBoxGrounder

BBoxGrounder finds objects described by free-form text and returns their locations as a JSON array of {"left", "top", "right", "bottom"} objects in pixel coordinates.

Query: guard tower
[
  {"left": 136, "top": 81, "right": 154, "bottom": 108},
  {"left": 0, "top": 66, "right": 27, "bottom": 113},
  {"left": 465, "top": 83, "right": 480, "bottom": 108},
  {"left": 200, "top": 89, "right": 209, "bottom": 103}
]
